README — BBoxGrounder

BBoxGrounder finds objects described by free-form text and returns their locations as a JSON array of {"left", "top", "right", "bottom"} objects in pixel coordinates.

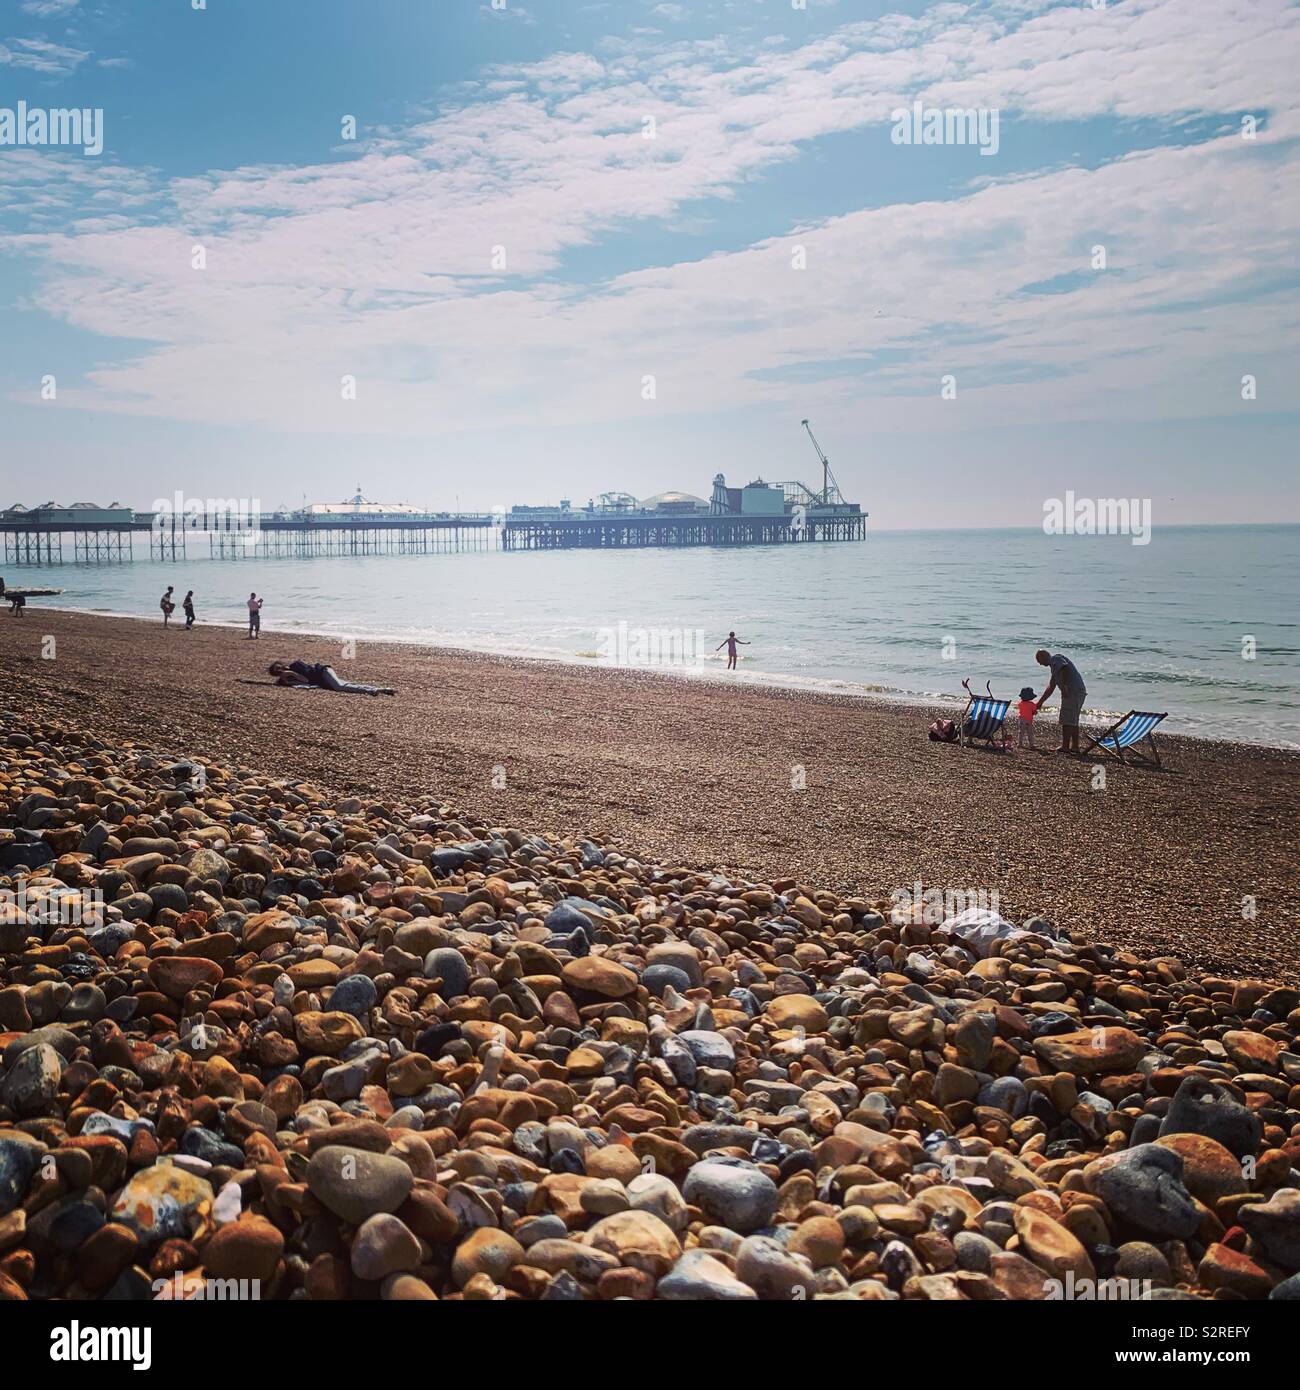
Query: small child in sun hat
[{"left": 1017, "top": 685, "right": 1039, "bottom": 749}]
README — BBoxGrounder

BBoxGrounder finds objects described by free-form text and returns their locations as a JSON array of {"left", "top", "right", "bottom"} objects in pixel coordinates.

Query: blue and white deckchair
[
  {"left": 1083, "top": 710, "right": 1168, "bottom": 768},
  {"left": 959, "top": 680, "right": 1011, "bottom": 749}
]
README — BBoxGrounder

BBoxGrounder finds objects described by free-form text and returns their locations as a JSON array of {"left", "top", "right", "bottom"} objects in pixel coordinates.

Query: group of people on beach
[
  {"left": 160, "top": 588, "right": 263, "bottom": 638},
  {"left": 719, "top": 629, "right": 1088, "bottom": 754},
  {"left": 158, "top": 601, "right": 1092, "bottom": 729},
  {"left": 1016, "top": 648, "right": 1088, "bottom": 754},
  {"left": 153, "top": 587, "right": 392, "bottom": 695}
]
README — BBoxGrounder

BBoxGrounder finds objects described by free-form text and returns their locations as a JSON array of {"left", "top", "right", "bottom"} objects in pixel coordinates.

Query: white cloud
[
  {"left": 20, "top": 0, "right": 80, "bottom": 16},
  {"left": 0, "top": 35, "right": 90, "bottom": 75},
  {"left": 6, "top": 0, "right": 1300, "bottom": 438},
  {"left": 478, "top": 2, "right": 538, "bottom": 23}
]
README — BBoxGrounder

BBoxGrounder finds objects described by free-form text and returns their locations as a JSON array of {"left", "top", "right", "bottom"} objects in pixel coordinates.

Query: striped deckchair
[
  {"left": 1083, "top": 710, "right": 1168, "bottom": 768},
  {"left": 959, "top": 692, "right": 1011, "bottom": 749}
]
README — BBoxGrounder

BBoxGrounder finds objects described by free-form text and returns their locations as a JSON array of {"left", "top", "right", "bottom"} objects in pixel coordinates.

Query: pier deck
[
  {"left": 0, "top": 513, "right": 497, "bottom": 565},
  {"left": 2, "top": 506, "right": 867, "bottom": 563},
  {"left": 501, "top": 509, "right": 866, "bottom": 550}
]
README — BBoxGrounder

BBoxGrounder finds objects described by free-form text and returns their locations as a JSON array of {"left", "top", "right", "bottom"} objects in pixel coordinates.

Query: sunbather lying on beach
[{"left": 266, "top": 660, "right": 396, "bottom": 696}]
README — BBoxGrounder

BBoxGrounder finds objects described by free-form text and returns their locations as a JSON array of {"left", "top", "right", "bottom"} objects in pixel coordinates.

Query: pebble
[
  {"left": 1083, "top": 1145, "right": 1201, "bottom": 1240},
  {"left": 682, "top": 1162, "right": 779, "bottom": 1234},
  {"left": 203, "top": 1215, "right": 284, "bottom": 1284},
  {"left": 658, "top": 1249, "right": 758, "bottom": 1300},
  {"left": 734, "top": 1234, "right": 816, "bottom": 1299},
  {"left": 451, "top": 1228, "right": 524, "bottom": 1287},
  {"left": 1, "top": 1043, "right": 61, "bottom": 1116},
  {"left": 350, "top": 1213, "right": 423, "bottom": 1281},
  {"left": 110, "top": 1164, "right": 214, "bottom": 1246},
  {"left": 305, "top": 1147, "right": 414, "bottom": 1224}
]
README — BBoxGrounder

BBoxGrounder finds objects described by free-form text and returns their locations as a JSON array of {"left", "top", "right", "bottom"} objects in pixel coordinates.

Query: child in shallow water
[{"left": 1017, "top": 685, "right": 1038, "bottom": 749}]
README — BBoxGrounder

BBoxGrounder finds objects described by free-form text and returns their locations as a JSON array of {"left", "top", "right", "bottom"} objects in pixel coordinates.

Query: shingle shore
[
  {"left": 1, "top": 718, "right": 1298, "bottom": 1301},
  {"left": 2, "top": 610, "right": 1298, "bottom": 985}
]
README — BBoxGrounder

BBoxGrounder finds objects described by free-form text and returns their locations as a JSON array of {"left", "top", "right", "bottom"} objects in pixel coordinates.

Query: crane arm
[{"left": 800, "top": 418, "right": 838, "bottom": 505}]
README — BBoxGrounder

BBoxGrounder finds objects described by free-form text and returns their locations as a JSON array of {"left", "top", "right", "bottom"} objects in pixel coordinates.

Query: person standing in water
[
  {"left": 247, "top": 592, "right": 263, "bottom": 639},
  {"left": 160, "top": 587, "right": 175, "bottom": 626},
  {"left": 183, "top": 590, "right": 196, "bottom": 631},
  {"left": 716, "top": 630, "right": 750, "bottom": 671}
]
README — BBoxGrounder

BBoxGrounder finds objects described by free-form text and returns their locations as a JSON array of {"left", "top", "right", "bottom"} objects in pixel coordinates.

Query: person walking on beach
[
  {"left": 247, "top": 592, "right": 263, "bottom": 639},
  {"left": 1034, "top": 648, "right": 1087, "bottom": 754},
  {"left": 160, "top": 586, "right": 175, "bottom": 626},
  {"left": 716, "top": 630, "right": 750, "bottom": 671},
  {"left": 183, "top": 590, "right": 196, "bottom": 631}
]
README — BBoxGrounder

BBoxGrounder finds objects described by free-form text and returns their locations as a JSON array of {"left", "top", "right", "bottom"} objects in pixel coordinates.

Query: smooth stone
[
  {"left": 953, "top": 1229, "right": 1001, "bottom": 1273},
  {"left": 350, "top": 1213, "right": 423, "bottom": 1281},
  {"left": 111, "top": 1164, "right": 215, "bottom": 1246},
  {"left": 677, "top": 1031, "right": 736, "bottom": 1071},
  {"left": 642, "top": 964, "right": 693, "bottom": 998},
  {"left": 1154, "top": 1134, "right": 1247, "bottom": 1204},
  {"left": 1013, "top": 1206, "right": 1095, "bottom": 1283},
  {"left": 1032, "top": 1027, "right": 1147, "bottom": 1076},
  {"left": 202, "top": 1214, "right": 284, "bottom": 1283},
  {"left": 734, "top": 1234, "right": 816, "bottom": 1299},
  {"left": 1158, "top": 1076, "right": 1262, "bottom": 1158},
  {"left": 767, "top": 994, "right": 829, "bottom": 1033},
  {"left": 329, "top": 974, "right": 379, "bottom": 1019},
  {"left": 424, "top": 948, "right": 470, "bottom": 1002},
  {"left": 0, "top": 1135, "right": 43, "bottom": 1216},
  {"left": 305, "top": 1146, "right": 413, "bottom": 1224},
  {"left": 1238, "top": 1190, "right": 1300, "bottom": 1272},
  {"left": 627, "top": 1173, "right": 690, "bottom": 1233},
  {"left": 1114, "top": 1241, "right": 1171, "bottom": 1286},
  {"left": 1083, "top": 1144, "right": 1200, "bottom": 1239},
  {"left": 682, "top": 1162, "right": 778, "bottom": 1234},
  {"left": 1, "top": 1043, "right": 61, "bottom": 1115},
  {"left": 586, "top": 1210, "right": 682, "bottom": 1276},
  {"left": 658, "top": 1248, "right": 758, "bottom": 1300},
  {"left": 451, "top": 1227, "right": 524, "bottom": 1287},
  {"left": 561, "top": 956, "right": 638, "bottom": 999}
]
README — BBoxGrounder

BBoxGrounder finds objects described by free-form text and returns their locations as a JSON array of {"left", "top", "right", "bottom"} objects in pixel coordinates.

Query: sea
[{"left": 12, "top": 523, "right": 1300, "bottom": 749}]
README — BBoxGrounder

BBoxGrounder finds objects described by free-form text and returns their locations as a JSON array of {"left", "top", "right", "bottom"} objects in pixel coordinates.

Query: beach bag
[{"left": 928, "top": 718, "right": 958, "bottom": 743}]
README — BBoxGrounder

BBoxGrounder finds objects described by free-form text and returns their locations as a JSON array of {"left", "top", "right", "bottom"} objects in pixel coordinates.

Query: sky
[{"left": 1, "top": 0, "right": 1298, "bottom": 528}]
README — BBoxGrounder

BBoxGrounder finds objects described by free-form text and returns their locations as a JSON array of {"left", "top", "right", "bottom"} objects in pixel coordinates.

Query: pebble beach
[
  {"left": 3, "top": 611, "right": 1298, "bottom": 982},
  {"left": 1, "top": 609, "right": 1299, "bottom": 1303}
]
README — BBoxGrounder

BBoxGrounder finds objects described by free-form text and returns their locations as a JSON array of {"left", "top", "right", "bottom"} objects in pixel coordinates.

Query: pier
[
  {"left": 3, "top": 429, "right": 867, "bottom": 563},
  {"left": 0, "top": 510, "right": 498, "bottom": 566},
  {"left": 500, "top": 508, "right": 865, "bottom": 550}
]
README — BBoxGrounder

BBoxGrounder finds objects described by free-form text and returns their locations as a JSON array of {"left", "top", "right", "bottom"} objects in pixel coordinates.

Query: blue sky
[{"left": 2, "top": 0, "right": 1298, "bottom": 526}]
